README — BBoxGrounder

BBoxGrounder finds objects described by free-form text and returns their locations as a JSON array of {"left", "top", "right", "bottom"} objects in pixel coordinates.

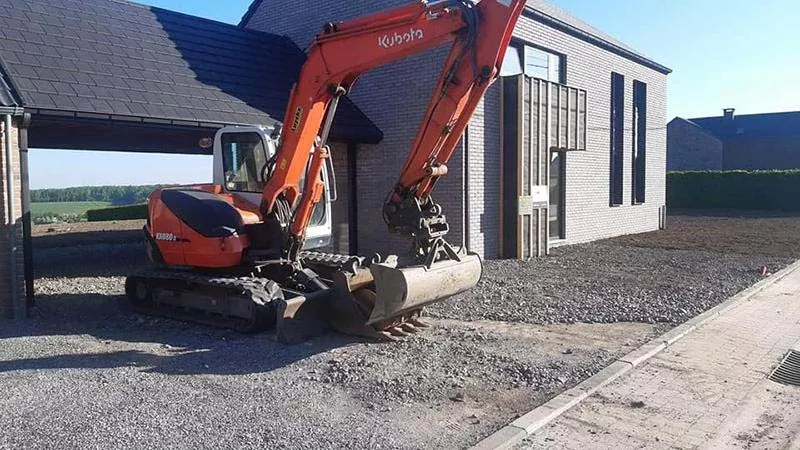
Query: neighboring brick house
[
  {"left": 241, "top": 0, "right": 671, "bottom": 258},
  {"left": 668, "top": 109, "right": 800, "bottom": 171},
  {"left": 667, "top": 117, "right": 724, "bottom": 171}
]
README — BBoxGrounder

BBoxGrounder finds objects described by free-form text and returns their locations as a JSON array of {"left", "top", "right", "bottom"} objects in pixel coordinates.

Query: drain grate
[{"left": 768, "top": 350, "right": 800, "bottom": 387}]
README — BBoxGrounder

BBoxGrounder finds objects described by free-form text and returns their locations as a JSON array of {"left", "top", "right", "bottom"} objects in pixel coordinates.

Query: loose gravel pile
[
  {"left": 2, "top": 214, "right": 796, "bottom": 448},
  {"left": 428, "top": 241, "right": 794, "bottom": 329}
]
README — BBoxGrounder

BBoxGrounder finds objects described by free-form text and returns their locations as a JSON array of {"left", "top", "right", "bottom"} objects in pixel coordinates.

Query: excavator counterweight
[{"left": 125, "top": 0, "right": 526, "bottom": 342}]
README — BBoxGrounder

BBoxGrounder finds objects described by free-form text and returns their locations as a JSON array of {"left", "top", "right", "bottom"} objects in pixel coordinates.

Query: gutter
[{"left": 0, "top": 107, "right": 24, "bottom": 116}]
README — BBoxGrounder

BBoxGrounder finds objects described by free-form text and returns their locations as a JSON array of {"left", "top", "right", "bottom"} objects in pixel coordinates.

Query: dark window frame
[
  {"left": 549, "top": 150, "right": 566, "bottom": 240},
  {"left": 609, "top": 72, "right": 625, "bottom": 206},
  {"left": 632, "top": 80, "right": 647, "bottom": 205}
]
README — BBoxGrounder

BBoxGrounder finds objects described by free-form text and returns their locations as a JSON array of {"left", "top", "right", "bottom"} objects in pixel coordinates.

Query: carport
[{"left": 0, "top": 0, "right": 382, "bottom": 319}]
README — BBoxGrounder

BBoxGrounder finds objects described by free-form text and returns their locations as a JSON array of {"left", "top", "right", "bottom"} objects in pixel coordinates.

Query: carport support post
[
  {"left": 19, "top": 114, "right": 34, "bottom": 307},
  {"left": 0, "top": 114, "right": 25, "bottom": 319}
]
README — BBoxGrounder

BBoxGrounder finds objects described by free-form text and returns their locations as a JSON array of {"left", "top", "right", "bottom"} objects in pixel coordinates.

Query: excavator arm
[
  {"left": 129, "top": 0, "right": 527, "bottom": 343},
  {"left": 261, "top": 0, "right": 526, "bottom": 260}
]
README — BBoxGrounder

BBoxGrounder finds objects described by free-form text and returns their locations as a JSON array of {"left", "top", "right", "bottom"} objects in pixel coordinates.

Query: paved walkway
[{"left": 518, "top": 266, "right": 800, "bottom": 449}]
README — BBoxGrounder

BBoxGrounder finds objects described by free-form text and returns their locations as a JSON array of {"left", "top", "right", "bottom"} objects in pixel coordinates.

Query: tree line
[{"left": 31, "top": 185, "right": 179, "bottom": 205}]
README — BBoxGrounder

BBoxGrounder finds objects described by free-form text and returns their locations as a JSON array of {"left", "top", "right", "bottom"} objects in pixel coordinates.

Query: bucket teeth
[
  {"left": 410, "top": 317, "right": 430, "bottom": 329},
  {"left": 400, "top": 323, "right": 420, "bottom": 333},
  {"left": 379, "top": 331, "right": 399, "bottom": 342},
  {"left": 389, "top": 327, "right": 411, "bottom": 337}
]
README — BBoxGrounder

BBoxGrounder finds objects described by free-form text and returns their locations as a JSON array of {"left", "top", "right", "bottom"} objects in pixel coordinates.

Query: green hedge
[
  {"left": 667, "top": 170, "right": 800, "bottom": 211},
  {"left": 86, "top": 203, "right": 149, "bottom": 222}
]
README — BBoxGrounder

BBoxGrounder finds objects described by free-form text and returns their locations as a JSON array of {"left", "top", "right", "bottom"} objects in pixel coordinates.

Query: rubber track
[{"left": 126, "top": 268, "right": 282, "bottom": 333}]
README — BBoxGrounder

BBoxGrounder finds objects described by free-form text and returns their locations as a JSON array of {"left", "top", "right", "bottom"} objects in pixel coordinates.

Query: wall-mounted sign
[{"left": 519, "top": 186, "right": 549, "bottom": 215}]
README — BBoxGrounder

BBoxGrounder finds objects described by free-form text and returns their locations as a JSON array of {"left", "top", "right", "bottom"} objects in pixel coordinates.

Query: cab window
[{"left": 221, "top": 132, "right": 270, "bottom": 193}]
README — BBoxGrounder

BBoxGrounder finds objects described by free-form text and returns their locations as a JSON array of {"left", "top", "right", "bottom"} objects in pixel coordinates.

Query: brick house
[
  {"left": 241, "top": 0, "right": 672, "bottom": 258},
  {"left": 668, "top": 108, "right": 800, "bottom": 171}
]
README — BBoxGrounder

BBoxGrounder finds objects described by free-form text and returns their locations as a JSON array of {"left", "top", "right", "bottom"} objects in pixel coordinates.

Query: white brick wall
[
  {"left": 499, "top": 14, "right": 669, "bottom": 248},
  {"left": 244, "top": 1, "right": 669, "bottom": 258}
]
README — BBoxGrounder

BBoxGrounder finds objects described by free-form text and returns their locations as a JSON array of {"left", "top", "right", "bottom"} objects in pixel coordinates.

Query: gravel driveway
[{"left": 1, "top": 213, "right": 796, "bottom": 449}]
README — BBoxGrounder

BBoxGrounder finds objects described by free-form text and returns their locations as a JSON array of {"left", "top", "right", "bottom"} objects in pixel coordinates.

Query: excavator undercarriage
[{"left": 126, "top": 246, "right": 480, "bottom": 342}]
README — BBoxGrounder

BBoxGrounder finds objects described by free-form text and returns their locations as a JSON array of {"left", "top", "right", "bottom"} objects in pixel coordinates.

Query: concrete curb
[{"left": 470, "top": 259, "right": 800, "bottom": 450}]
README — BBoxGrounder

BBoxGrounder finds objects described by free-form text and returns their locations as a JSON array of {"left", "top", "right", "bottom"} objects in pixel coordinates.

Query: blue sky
[{"left": 30, "top": 0, "right": 800, "bottom": 189}]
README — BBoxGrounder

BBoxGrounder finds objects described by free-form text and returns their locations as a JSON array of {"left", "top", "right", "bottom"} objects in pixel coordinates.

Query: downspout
[
  {"left": 463, "top": 127, "right": 470, "bottom": 251},
  {"left": 4, "top": 113, "right": 17, "bottom": 316}
]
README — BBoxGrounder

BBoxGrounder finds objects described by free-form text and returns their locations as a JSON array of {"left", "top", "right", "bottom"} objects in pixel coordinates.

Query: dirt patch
[{"left": 607, "top": 213, "right": 800, "bottom": 258}]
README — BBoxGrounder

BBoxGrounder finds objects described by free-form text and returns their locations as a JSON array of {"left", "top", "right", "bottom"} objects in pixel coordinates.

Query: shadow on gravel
[
  {"left": 33, "top": 229, "right": 143, "bottom": 249},
  {"left": 33, "top": 241, "right": 148, "bottom": 278},
  {"left": 1, "top": 293, "right": 359, "bottom": 376}
]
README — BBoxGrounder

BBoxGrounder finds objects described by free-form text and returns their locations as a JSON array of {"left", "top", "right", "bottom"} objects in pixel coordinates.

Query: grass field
[{"left": 32, "top": 201, "right": 112, "bottom": 222}]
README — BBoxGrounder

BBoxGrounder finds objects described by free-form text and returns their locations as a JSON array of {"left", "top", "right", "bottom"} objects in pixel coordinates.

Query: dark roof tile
[
  {"left": 32, "top": 79, "right": 57, "bottom": 94},
  {"left": 50, "top": 94, "right": 77, "bottom": 110},
  {"left": 49, "top": 81, "right": 76, "bottom": 97},
  {"left": 0, "top": 0, "right": 381, "bottom": 143},
  {"left": 27, "top": 92, "right": 57, "bottom": 108}
]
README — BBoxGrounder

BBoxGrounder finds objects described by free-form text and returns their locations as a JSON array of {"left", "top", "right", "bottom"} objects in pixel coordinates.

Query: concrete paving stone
[
  {"left": 572, "top": 360, "right": 632, "bottom": 394},
  {"left": 619, "top": 340, "right": 666, "bottom": 367},
  {"left": 517, "top": 259, "right": 800, "bottom": 449},
  {"left": 471, "top": 426, "right": 527, "bottom": 450},
  {"left": 509, "top": 404, "right": 564, "bottom": 434}
]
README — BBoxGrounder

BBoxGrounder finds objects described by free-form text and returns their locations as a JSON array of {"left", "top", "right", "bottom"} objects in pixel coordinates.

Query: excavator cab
[{"left": 212, "top": 125, "right": 333, "bottom": 251}]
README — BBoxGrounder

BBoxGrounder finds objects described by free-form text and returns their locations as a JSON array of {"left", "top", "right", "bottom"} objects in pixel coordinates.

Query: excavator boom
[{"left": 261, "top": 0, "right": 525, "bottom": 258}]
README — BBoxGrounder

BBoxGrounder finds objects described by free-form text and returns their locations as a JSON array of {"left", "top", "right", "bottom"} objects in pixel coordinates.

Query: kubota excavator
[{"left": 125, "top": 0, "right": 526, "bottom": 342}]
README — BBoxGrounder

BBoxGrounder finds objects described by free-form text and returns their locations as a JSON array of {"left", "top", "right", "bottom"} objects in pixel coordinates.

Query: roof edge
[
  {"left": 669, "top": 116, "right": 718, "bottom": 138},
  {"left": 689, "top": 109, "right": 800, "bottom": 122},
  {"left": 0, "top": 53, "right": 23, "bottom": 108},
  {"left": 523, "top": 6, "right": 672, "bottom": 75},
  {"left": 239, "top": 0, "right": 264, "bottom": 27}
]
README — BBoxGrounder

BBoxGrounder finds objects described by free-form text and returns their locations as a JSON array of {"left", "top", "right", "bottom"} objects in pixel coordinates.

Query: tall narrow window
[
  {"left": 610, "top": 72, "right": 624, "bottom": 206},
  {"left": 632, "top": 80, "right": 647, "bottom": 204}
]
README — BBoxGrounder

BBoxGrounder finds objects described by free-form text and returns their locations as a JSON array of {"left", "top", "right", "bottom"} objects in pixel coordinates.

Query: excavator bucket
[
  {"left": 367, "top": 254, "right": 483, "bottom": 325},
  {"left": 324, "top": 252, "right": 483, "bottom": 340}
]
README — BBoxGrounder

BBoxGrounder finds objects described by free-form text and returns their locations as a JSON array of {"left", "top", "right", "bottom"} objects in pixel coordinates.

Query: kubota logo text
[{"left": 378, "top": 28, "right": 424, "bottom": 49}]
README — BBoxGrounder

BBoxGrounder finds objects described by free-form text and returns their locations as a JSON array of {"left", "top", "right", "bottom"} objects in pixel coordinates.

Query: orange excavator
[{"left": 125, "top": 0, "right": 525, "bottom": 342}]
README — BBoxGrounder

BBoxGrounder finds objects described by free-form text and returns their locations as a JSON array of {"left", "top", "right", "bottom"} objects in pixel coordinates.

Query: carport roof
[{"left": 0, "top": 0, "right": 382, "bottom": 144}]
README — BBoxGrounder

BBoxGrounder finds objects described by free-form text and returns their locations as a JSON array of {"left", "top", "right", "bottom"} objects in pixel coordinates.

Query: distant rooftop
[{"left": 687, "top": 109, "right": 800, "bottom": 140}]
